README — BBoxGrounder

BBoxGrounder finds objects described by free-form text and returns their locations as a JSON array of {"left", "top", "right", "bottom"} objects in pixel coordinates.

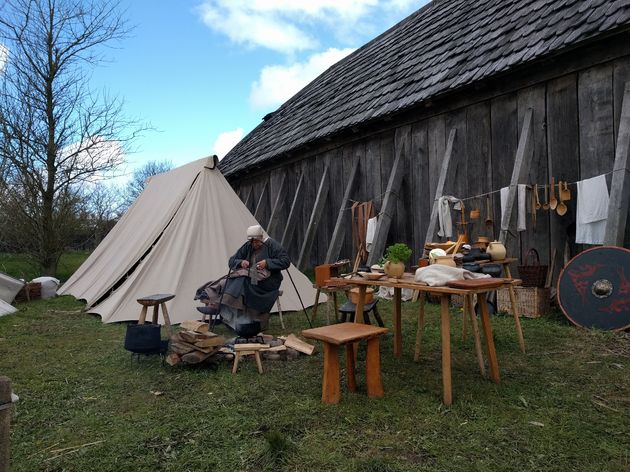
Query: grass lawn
[
  {"left": 0, "top": 251, "right": 90, "bottom": 282},
  {"left": 0, "top": 294, "right": 628, "bottom": 471}
]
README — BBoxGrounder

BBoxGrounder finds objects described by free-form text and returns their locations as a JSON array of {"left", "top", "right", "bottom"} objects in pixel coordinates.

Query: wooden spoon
[
  {"left": 485, "top": 195, "right": 493, "bottom": 228},
  {"left": 556, "top": 191, "right": 567, "bottom": 216},
  {"left": 549, "top": 176, "right": 557, "bottom": 210},
  {"left": 542, "top": 183, "right": 550, "bottom": 210},
  {"left": 534, "top": 184, "right": 541, "bottom": 210},
  {"left": 561, "top": 181, "right": 571, "bottom": 201}
]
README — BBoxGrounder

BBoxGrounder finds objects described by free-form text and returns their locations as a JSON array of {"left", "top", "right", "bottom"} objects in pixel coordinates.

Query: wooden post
[
  {"left": 266, "top": 173, "right": 288, "bottom": 239},
  {"left": 253, "top": 180, "right": 268, "bottom": 222},
  {"left": 0, "top": 376, "right": 12, "bottom": 472},
  {"left": 280, "top": 171, "right": 305, "bottom": 249},
  {"left": 366, "top": 131, "right": 408, "bottom": 266},
  {"left": 298, "top": 166, "right": 330, "bottom": 270},
  {"left": 424, "top": 128, "right": 457, "bottom": 247},
  {"left": 325, "top": 157, "right": 360, "bottom": 263},
  {"left": 499, "top": 108, "right": 534, "bottom": 244},
  {"left": 242, "top": 186, "right": 253, "bottom": 211},
  {"left": 604, "top": 82, "right": 630, "bottom": 246}
]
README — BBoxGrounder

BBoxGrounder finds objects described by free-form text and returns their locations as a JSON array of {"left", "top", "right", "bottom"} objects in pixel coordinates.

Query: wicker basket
[
  {"left": 497, "top": 286, "right": 549, "bottom": 318},
  {"left": 517, "top": 249, "right": 547, "bottom": 287},
  {"left": 14, "top": 282, "right": 42, "bottom": 302},
  {"left": 348, "top": 287, "right": 374, "bottom": 304}
]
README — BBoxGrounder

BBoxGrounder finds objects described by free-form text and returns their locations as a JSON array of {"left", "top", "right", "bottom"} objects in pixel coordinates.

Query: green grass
[
  {"left": 0, "top": 251, "right": 89, "bottom": 282},
  {"left": 0, "top": 296, "right": 628, "bottom": 471}
]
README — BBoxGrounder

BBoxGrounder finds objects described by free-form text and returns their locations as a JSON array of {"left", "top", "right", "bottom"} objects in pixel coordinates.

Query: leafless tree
[
  {"left": 0, "top": 0, "right": 145, "bottom": 275},
  {"left": 121, "top": 159, "right": 172, "bottom": 210}
]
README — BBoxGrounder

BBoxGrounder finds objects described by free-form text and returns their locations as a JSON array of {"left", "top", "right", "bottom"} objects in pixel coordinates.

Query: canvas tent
[
  {"left": 0, "top": 272, "right": 24, "bottom": 317},
  {"left": 59, "top": 156, "right": 322, "bottom": 324}
]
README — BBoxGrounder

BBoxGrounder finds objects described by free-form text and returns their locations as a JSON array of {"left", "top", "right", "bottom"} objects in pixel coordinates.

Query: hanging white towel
[
  {"left": 500, "top": 186, "right": 509, "bottom": 228},
  {"left": 576, "top": 174, "right": 609, "bottom": 245},
  {"left": 437, "top": 196, "right": 463, "bottom": 239},
  {"left": 518, "top": 184, "right": 527, "bottom": 232},
  {"left": 365, "top": 216, "right": 377, "bottom": 252}
]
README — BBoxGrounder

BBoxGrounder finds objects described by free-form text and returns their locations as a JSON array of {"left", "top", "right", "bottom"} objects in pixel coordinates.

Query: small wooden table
[
  {"left": 137, "top": 294, "right": 175, "bottom": 335},
  {"left": 302, "top": 323, "right": 388, "bottom": 404},
  {"left": 327, "top": 275, "right": 518, "bottom": 405}
]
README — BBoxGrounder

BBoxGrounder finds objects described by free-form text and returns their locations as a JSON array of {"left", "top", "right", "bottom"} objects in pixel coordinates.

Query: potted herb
[{"left": 383, "top": 243, "right": 412, "bottom": 279}]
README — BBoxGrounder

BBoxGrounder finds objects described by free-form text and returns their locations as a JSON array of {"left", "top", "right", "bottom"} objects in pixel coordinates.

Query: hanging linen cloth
[
  {"left": 576, "top": 174, "right": 609, "bottom": 245},
  {"left": 351, "top": 201, "right": 375, "bottom": 264},
  {"left": 365, "top": 216, "right": 378, "bottom": 253},
  {"left": 499, "top": 185, "right": 528, "bottom": 232},
  {"left": 437, "top": 196, "right": 463, "bottom": 238}
]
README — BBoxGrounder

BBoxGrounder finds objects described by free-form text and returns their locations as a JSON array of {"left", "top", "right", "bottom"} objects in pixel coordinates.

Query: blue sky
[{"left": 89, "top": 0, "right": 428, "bottom": 175}]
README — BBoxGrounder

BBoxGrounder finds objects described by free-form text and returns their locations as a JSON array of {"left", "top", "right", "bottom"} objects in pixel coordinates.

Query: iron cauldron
[{"left": 124, "top": 323, "right": 162, "bottom": 354}]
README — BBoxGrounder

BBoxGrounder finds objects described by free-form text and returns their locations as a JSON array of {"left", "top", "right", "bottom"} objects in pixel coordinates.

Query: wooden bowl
[{"left": 359, "top": 271, "right": 385, "bottom": 281}]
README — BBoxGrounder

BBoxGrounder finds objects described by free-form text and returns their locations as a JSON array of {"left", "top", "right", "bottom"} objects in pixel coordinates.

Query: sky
[{"left": 81, "top": 1, "right": 428, "bottom": 176}]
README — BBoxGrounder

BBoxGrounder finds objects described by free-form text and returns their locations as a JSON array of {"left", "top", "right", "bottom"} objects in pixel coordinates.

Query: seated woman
[{"left": 196, "top": 225, "right": 290, "bottom": 332}]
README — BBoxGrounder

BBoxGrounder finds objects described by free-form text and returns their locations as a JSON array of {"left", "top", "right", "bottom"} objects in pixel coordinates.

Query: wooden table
[
  {"left": 302, "top": 323, "right": 388, "bottom": 404},
  {"left": 327, "top": 275, "right": 517, "bottom": 405}
]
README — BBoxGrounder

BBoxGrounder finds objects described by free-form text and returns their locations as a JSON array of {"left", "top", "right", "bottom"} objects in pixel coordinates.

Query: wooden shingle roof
[{"left": 220, "top": 0, "right": 630, "bottom": 177}]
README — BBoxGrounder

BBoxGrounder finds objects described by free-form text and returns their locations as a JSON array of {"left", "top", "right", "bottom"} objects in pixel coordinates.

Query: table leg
[
  {"left": 462, "top": 296, "right": 468, "bottom": 341},
  {"left": 508, "top": 284, "right": 526, "bottom": 353},
  {"left": 254, "top": 351, "right": 264, "bottom": 374},
  {"left": 152, "top": 305, "right": 159, "bottom": 324},
  {"left": 345, "top": 343, "right": 357, "bottom": 392},
  {"left": 322, "top": 343, "right": 340, "bottom": 404},
  {"left": 414, "top": 296, "right": 425, "bottom": 362},
  {"left": 354, "top": 286, "right": 366, "bottom": 324},
  {"left": 332, "top": 292, "right": 339, "bottom": 323},
  {"left": 393, "top": 287, "right": 402, "bottom": 358},
  {"left": 312, "top": 288, "right": 321, "bottom": 322},
  {"left": 161, "top": 303, "right": 173, "bottom": 336},
  {"left": 478, "top": 293, "right": 500, "bottom": 383},
  {"left": 232, "top": 351, "right": 241, "bottom": 373},
  {"left": 366, "top": 337, "right": 384, "bottom": 398},
  {"left": 466, "top": 294, "right": 486, "bottom": 378},
  {"left": 440, "top": 295, "right": 452, "bottom": 405},
  {"left": 138, "top": 306, "right": 148, "bottom": 324}
]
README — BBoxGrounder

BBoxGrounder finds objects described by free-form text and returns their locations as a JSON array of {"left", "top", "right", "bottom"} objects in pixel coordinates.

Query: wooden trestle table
[{"left": 327, "top": 274, "right": 520, "bottom": 405}]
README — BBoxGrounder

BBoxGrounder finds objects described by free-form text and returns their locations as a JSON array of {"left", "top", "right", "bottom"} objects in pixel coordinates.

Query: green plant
[{"left": 384, "top": 243, "right": 412, "bottom": 264}]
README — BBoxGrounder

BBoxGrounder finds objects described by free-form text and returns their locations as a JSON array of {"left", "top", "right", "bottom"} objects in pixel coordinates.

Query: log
[
  {"left": 180, "top": 320, "right": 209, "bottom": 333},
  {"left": 285, "top": 334, "right": 316, "bottom": 355},
  {"left": 234, "top": 343, "right": 270, "bottom": 351},
  {"left": 179, "top": 330, "right": 217, "bottom": 343},
  {"left": 194, "top": 336, "right": 225, "bottom": 348},
  {"left": 169, "top": 342, "right": 196, "bottom": 355},
  {"left": 165, "top": 353, "right": 181, "bottom": 366},
  {"left": 261, "top": 345, "right": 287, "bottom": 352},
  {"left": 181, "top": 350, "right": 214, "bottom": 364}
]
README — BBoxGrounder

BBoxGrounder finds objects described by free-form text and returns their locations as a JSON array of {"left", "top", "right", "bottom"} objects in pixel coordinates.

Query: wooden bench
[
  {"left": 302, "top": 323, "right": 388, "bottom": 404},
  {"left": 137, "top": 293, "right": 175, "bottom": 335},
  {"left": 232, "top": 343, "right": 269, "bottom": 374}
]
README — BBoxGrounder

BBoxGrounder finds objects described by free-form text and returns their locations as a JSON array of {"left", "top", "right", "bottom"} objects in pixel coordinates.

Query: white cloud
[
  {"left": 212, "top": 128, "right": 244, "bottom": 158},
  {"left": 249, "top": 47, "right": 355, "bottom": 110}
]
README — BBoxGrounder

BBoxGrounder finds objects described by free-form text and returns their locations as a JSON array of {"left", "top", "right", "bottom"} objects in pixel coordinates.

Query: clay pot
[
  {"left": 480, "top": 264, "right": 502, "bottom": 278},
  {"left": 486, "top": 241, "right": 507, "bottom": 261},
  {"left": 384, "top": 261, "right": 405, "bottom": 278},
  {"left": 463, "top": 262, "right": 481, "bottom": 272}
]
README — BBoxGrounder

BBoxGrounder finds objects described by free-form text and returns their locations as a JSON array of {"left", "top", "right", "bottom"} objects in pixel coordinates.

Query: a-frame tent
[{"left": 58, "top": 156, "right": 321, "bottom": 324}]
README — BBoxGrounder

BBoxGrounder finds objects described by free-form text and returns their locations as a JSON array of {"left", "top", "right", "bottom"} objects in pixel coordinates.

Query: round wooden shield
[{"left": 557, "top": 246, "right": 630, "bottom": 331}]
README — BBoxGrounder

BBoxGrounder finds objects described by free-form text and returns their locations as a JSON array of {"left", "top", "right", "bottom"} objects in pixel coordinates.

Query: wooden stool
[
  {"left": 302, "top": 323, "right": 388, "bottom": 404},
  {"left": 338, "top": 299, "right": 384, "bottom": 326},
  {"left": 137, "top": 294, "right": 175, "bottom": 335},
  {"left": 232, "top": 343, "right": 269, "bottom": 374},
  {"left": 312, "top": 285, "right": 346, "bottom": 324}
]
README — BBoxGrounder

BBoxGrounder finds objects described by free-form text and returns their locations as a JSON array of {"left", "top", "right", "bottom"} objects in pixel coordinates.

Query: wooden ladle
[
  {"left": 542, "top": 184, "right": 550, "bottom": 210},
  {"left": 557, "top": 191, "right": 567, "bottom": 216},
  {"left": 534, "top": 184, "right": 541, "bottom": 210},
  {"left": 560, "top": 181, "right": 571, "bottom": 201},
  {"left": 549, "top": 176, "right": 558, "bottom": 210},
  {"left": 485, "top": 195, "right": 493, "bottom": 228}
]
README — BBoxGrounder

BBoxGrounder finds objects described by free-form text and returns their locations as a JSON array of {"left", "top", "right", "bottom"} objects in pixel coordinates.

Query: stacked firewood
[{"left": 166, "top": 320, "right": 226, "bottom": 366}]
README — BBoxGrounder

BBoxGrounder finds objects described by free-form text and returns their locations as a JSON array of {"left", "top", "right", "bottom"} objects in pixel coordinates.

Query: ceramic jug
[
  {"left": 384, "top": 261, "right": 405, "bottom": 278},
  {"left": 486, "top": 241, "right": 506, "bottom": 261}
]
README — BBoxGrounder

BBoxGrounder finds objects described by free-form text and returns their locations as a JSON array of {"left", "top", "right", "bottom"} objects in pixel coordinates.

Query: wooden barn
[{"left": 219, "top": 0, "right": 630, "bottom": 279}]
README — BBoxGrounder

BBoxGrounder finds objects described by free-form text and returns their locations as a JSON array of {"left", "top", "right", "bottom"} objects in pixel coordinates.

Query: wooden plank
[
  {"left": 427, "top": 115, "right": 446, "bottom": 207},
  {"left": 410, "top": 121, "right": 429, "bottom": 262},
  {"left": 280, "top": 170, "right": 305, "bottom": 249},
  {"left": 326, "top": 156, "right": 360, "bottom": 263},
  {"left": 604, "top": 81, "right": 630, "bottom": 246},
  {"left": 253, "top": 179, "right": 268, "bottom": 222},
  {"left": 284, "top": 334, "right": 316, "bottom": 355},
  {"left": 366, "top": 128, "right": 409, "bottom": 266},
  {"left": 315, "top": 153, "right": 331, "bottom": 266},
  {"left": 392, "top": 128, "right": 411, "bottom": 251},
  {"left": 613, "top": 59, "right": 630, "bottom": 247},
  {"left": 547, "top": 75, "right": 580, "bottom": 281},
  {"left": 266, "top": 172, "right": 287, "bottom": 240},
  {"left": 242, "top": 185, "right": 254, "bottom": 213},
  {"left": 297, "top": 165, "right": 330, "bottom": 270},
  {"left": 499, "top": 107, "right": 534, "bottom": 244},
  {"left": 180, "top": 320, "right": 209, "bottom": 333},
  {"left": 578, "top": 64, "right": 615, "bottom": 180},
  {"left": 424, "top": 128, "right": 456, "bottom": 247}
]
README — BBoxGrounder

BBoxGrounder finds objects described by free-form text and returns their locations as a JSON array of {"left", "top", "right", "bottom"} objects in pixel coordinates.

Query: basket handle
[{"left": 524, "top": 248, "right": 540, "bottom": 266}]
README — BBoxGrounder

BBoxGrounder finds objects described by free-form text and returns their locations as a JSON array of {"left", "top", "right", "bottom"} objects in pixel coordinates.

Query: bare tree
[
  {"left": 121, "top": 159, "right": 173, "bottom": 210},
  {"left": 0, "top": 0, "right": 144, "bottom": 275}
]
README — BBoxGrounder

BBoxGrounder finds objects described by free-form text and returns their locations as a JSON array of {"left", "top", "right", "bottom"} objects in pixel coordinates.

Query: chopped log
[
  {"left": 180, "top": 320, "right": 209, "bottom": 333},
  {"left": 194, "top": 336, "right": 225, "bottom": 348},
  {"left": 169, "top": 332, "right": 184, "bottom": 343},
  {"left": 234, "top": 343, "right": 270, "bottom": 351},
  {"left": 285, "top": 334, "right": 316, "bottom": 355},
  {"left": 165, "top": 353, "right": 181, "bottom": 366},
  {"left": 261, "top": 345, "right": 287, "bottom": 352},
  {"left": 169, "top": 342, "right": 196, "bottom": 355},
  {"left": 181, "top": 350, "right": 213, "bottom": 364},
  {"left": 179, "top": 330, "right": 217, "bottom": 343}
]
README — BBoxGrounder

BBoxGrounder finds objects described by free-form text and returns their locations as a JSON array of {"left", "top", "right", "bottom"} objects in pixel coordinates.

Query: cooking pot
[
  {"left": 235, "top": 321, "right": 262, "bottom": 338},
  {"left": 462, "top": 262, "right": 481, "bottom": 272},
  {"left": 124, "top": 323, "right": 161, "bottom": 354},
  {"left": 480, "top": 264, "right": 502, "bottom": 278}
]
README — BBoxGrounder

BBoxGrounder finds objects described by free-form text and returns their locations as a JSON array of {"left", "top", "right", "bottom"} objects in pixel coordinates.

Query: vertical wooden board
[
  {"left": 444, "top": 108, "right": 467, "bottom": 200},
  {"left": 306, "top": 156, "right": 324, "bottom": 268},
  {"left": 326, "top": 148, "right": 345, "bottom": 262},
  {"left": 353, "top": 141, "right": 367, "bottom": 204},
  {"left": 427, "top": 115, "right": 446, "bottom": 205},
  {"left": 381, "top": 131, "right": 398, "bottom": 248},
  {"left": 547, "top": 74, "right": 580, "bottom": 279},
  {"left": 340, "top": 144, "right": 357, "bottom": 260},
  {"left": 466, "top": 102, "right": 492, "bottom": 245},
  {"left": 517, "top": 84, "right": 549, "bottom": 266},
  {"left": 410, "top": 121, "right": 429, "bottom": 261},
  {"left": 290, "top": 160, "right": 308, "bottom": 262},
  {"left": 391, "top": 127, "right": 411, "bottom": 250},
  {"left": 578, "top": 64, "right": 615, "bottom": 179},
  {"left": 364, "top": 136, "right": 383, "bottom": 208},
  {"left": 490, "top": 93, "right": 519, "bottom": 242},
  {"left": 613, "top": 57, "right": 630, "bottom": 247},
  {"left": 315, "top": 152, "right": 332, "bottom": 266}
]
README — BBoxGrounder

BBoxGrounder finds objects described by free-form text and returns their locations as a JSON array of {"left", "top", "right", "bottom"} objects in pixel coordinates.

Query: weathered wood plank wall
[{"left": 231, "top": 55, "right": 630, "bottom": 271}]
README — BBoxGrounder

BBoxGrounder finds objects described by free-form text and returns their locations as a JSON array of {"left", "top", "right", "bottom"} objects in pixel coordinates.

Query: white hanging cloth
[
  {"left": 437, "top": 196, "right": 463, "bottom": 239},
  {"left": 576, "top": 174, "right": 609, "bottom": 245},
  {"left": 365, "top": 216, "right": 377, "bottom": 252},
  {"left": 499, "top": 185, "right": 527, "bottom": 232}
]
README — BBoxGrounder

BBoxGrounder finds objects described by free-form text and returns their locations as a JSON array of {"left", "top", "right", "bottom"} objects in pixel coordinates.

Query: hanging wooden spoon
[
  {"left": 485, "top": 195, "right": 493, "bottom": 229},
  {"left": 549, "top": 176, "right": 557, "bottom": 210},
  {"left": 534, "top": 184, "right": 541, "bottom": 210},
  {"left": 561, "top": 181, "right": 571, "bottom": 201},
  {"left": 556, "top": 190, "right": 567, "bottom": 216},
  {"left": 542, "top": 183, "right": 550, "bottom": 210}
]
